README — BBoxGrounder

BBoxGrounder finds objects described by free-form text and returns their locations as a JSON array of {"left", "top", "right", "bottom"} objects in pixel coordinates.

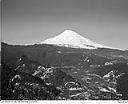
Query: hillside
[{"left": 1, "top": 42, "right": 128, "bottom": 100}]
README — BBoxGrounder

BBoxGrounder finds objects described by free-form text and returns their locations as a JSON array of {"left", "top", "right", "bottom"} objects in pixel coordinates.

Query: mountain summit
[{"left": 41, "top": 30, "right": 111, "bottom": 49}]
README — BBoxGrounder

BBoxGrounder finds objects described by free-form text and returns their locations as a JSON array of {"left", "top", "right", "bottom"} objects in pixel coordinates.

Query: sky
[{"left": 1, "top": 0, "right": 128, "bottom": 49}]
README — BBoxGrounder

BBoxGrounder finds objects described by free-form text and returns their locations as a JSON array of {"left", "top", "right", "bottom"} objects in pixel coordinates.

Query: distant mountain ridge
[{"left": 1, "top": 42, "right": 128, "bottom": 68}]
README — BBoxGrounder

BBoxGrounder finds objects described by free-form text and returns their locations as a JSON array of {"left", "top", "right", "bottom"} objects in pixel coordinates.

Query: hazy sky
[{"left": 1, "top": 0, "right": 128, "bottom": 49}]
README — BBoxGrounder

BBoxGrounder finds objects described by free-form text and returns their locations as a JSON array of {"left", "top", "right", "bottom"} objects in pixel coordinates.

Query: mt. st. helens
[
  {"left": 41, "top": 30, "right": 114, "bottom": 49},
  {"left": 1, "top": 30, "right": 128, "bottom": 100}
]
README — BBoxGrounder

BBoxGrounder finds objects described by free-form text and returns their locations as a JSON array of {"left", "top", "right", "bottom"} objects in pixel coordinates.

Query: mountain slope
[{"left": 1, "top": 42, "right": 128, "bottom": 100}]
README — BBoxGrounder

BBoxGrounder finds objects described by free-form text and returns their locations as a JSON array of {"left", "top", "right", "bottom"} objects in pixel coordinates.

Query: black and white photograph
[{"left": 1, "top": 0, "right": 128, "bottom": 101}]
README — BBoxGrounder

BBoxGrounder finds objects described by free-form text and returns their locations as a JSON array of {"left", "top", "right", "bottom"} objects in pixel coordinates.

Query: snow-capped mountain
[{"left": 41, "top": 30, "right": 112, "bottom": 49}]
